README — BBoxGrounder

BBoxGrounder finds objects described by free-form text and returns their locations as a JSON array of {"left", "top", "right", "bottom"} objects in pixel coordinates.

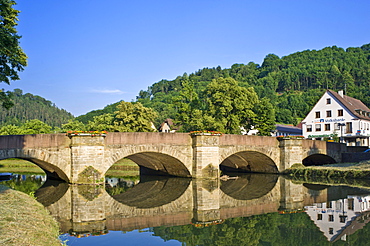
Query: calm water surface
[{"left": 2, "top": 172, "right": 370, "bottom": 246}]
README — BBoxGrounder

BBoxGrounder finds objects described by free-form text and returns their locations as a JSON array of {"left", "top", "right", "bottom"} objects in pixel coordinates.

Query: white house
[
  {"left": 302, "top": 90, "right": 370, "bottom": 147},
  {"left": 305, "top": 194, "right": 370, "bottom": 242},
  {"left": 158, "top": 118, "right": 177, "bottom": 133}
]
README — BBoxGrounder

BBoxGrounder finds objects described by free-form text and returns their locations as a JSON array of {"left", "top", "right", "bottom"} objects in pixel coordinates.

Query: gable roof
[
  {"left": 275, "top": 124, "right": 302, "bottom": 134},
  {"left": 327, "top": 90, "right": 370, "bottom": 120}
]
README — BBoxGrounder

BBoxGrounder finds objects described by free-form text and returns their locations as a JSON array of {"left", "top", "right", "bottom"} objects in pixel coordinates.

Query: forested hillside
[
  {"left": 75, "top": 101, "right": 121, "bottom": 124},
  {"left": 133, "top": 43, "right": 370, "bottom": 126},
  {"left": 0, "top": 89, "right": 73, "bottom": 127}
]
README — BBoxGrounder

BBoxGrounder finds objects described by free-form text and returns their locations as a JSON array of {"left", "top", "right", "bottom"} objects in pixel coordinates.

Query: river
[{"left": 2, "top": 172, "right": 370, "bottom": 245}]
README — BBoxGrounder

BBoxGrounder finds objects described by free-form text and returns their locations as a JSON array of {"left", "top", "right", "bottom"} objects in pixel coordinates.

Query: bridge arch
[
  {"left": 126, "top": 152, "right": 191, "bottom": 177},
  {"left": 106, "top": 146, "right": 192, "bottom": 177},
  {"left": 220, "top": 151, "right": 278, "bottom": 174},
  {"left": 0, "top": 153, "right": 70, "bottom": 183},
  {"left": 302, "top": 154, "right": 336, "bottom": 166}
]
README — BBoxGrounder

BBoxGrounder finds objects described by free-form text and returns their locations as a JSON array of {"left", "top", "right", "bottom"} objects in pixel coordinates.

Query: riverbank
[
  {"left": 0, "top": 185, "right": 62, "bottom": 246},
  {"left": 283, "top": 160, "right": 370, "bottom": 187},
  {"left": 0, "top": 158, "right": 140, "bottom": 177}
]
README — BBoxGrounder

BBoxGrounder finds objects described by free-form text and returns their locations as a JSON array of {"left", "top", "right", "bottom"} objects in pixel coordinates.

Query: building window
[
  {"left": 317, "top": 214, "right": 322, "bottom": 220},
  {"left": 334, "top": 123, "right": 340, "bottom": 130},
  {"left": 315, "top": 112, "right": 321, "bottom": 118},
  {"left": 315, "top": 124, "right": 321, "bottom": 132},
  {"left": 348, "top": 198, "right": 354, "bottom": 210},
  {"left": 327, "top": 201, "right": 332, "bottom": 208},
  {"left": 338, "top": 109, "right": 343, "bottom": 116},
  {"left": 346, "top": 122, "right": 352, "bottom": 133},
  {"left": 326, "top": 110, "right": 332, "bottom": 117},
  {"left": 329, "top": 214, "right": 334, "bottom": 222},
  {"left": 307, "top": 125, "right": 312, "bottom": 132},
  {"left": 325, "top": 124, "right": 331, "bottom": 131},
  {"left": 327, "top": 98, "right": 331, "bottom": 104},
  {"left": 329, "top": 228, "right": 334, "bottom": 235}
]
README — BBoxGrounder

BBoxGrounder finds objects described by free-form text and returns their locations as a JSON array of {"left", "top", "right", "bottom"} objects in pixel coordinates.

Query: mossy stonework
[{"left": 77, "top": 166, "right": 103, "bottom": 184}]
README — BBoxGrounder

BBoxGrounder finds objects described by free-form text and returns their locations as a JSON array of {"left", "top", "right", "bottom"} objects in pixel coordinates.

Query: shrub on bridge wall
[{"left": 190, "top": 130, "right": 223, "bottom": 136}]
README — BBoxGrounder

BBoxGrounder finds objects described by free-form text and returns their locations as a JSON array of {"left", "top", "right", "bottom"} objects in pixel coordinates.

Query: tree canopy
[
  {"left": 133, "top": 43, "right": 370, "bottom": 129},
  {"left": 0, "top": 0, "right": 27, "bottom": 108},
  {"left": 114, "top": 101, "right": 157, "bottom": 132}
]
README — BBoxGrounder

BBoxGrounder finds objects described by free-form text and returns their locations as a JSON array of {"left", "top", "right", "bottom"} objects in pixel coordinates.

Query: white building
[
  {"left": 305, "top": 195, "right": 370, "bottom": 242},
  {"left": 302, "top": 90, "right": 370, "bottom": 147}
]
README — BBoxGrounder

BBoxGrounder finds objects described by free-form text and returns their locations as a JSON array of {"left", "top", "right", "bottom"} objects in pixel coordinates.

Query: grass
[
  {"left": 0, "top": 159, "right": 44, "bottom": 174},
  {"left": 0, "top": 185, "right": 62, "bottom": 246},
  {"left": 106, "top": 158, "right": 139, "bottom": 176},
  {"left": 284, "top": 160, "right": 370, "bottom": 187},
  {"left": 0, "top": 158, "right": 140, "bottom": 176}
]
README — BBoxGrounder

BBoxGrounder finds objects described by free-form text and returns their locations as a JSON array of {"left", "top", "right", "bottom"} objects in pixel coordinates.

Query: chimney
[{"left": 338, "top": 90, "right": 344, "bottom": 97}]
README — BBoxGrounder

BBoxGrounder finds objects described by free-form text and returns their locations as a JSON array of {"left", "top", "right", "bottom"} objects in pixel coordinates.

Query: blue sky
[{"left": 5, "top": 0, "right": 370, "bottom": 116}]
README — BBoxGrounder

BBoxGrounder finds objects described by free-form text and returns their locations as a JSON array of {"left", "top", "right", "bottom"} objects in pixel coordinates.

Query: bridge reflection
[
  {"left": 220, "top": 173, "right": 278, "bottom": 200},
  {"left": 111, "top": 177, "right": 191, "bottom": 208},
  {"left": 34, "top": 174, "right": 332, "bottom": 235}
]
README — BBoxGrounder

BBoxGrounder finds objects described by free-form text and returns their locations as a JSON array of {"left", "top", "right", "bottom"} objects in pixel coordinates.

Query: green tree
[
  {"left": 61, "top": 119, "right": 86, "bottom": 131},
  {"left": 252, "top": 98, "right": 276, "bottom": 136},
  {"left": 20, "top": 119, "right": 52, "bottom": 134},
  {"left": 87, "top": 113, "right": 115, "bottom": 131},
  {"left": 173, "top": 76, "right": 204, "bottom": 132},
  {"left": 0, "top": 0, "right": 27, "bottom": 108},
  {"left": 203, "top": 77, "right": 258, "bottom": 134},
  {"left": 0, "top": 124, "right": 21, "bottom": 135},
  {"left": 113, "top": 101, "right": 157, "bottom": 132}
]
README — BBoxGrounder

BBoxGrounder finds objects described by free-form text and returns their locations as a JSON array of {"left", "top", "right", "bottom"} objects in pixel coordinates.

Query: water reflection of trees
[
  {"left": 151, "top": 213, "right": 335, "bottom": 246},
  {"left": 105, "top": 176, "right": 140, "bottom": 196},
  {"left": 1, "top": 174, "right": 45, "bottom": 195}
]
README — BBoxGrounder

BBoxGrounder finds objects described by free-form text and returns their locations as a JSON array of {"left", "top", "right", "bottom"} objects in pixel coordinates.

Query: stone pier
[
  {"left": 70, "top": 135, "right": 106, "bottom": 184},
  {"left": 278, "top": 139, "right": 303, "bottom": 171},
  {"left": 192, "top": 134, "right": 221, "bottom": 179}
]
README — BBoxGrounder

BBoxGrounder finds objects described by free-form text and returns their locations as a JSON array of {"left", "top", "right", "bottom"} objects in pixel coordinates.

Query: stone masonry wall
[{"left": 70, "top": 135, "right": 106, "bottom": 184}]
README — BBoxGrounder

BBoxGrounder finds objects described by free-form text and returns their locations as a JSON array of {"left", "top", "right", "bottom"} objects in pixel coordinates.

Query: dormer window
[{"left": 326, "top": 98, "right": 331, "bottom": 104}]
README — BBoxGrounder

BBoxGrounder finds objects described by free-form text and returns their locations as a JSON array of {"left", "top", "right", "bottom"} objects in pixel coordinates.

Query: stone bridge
[
  {"left": 35, "top": 175, "right": 327, "bottom": 234},
  {"left": 0, "top": 132, "right": 350, "bottom": 184}
]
